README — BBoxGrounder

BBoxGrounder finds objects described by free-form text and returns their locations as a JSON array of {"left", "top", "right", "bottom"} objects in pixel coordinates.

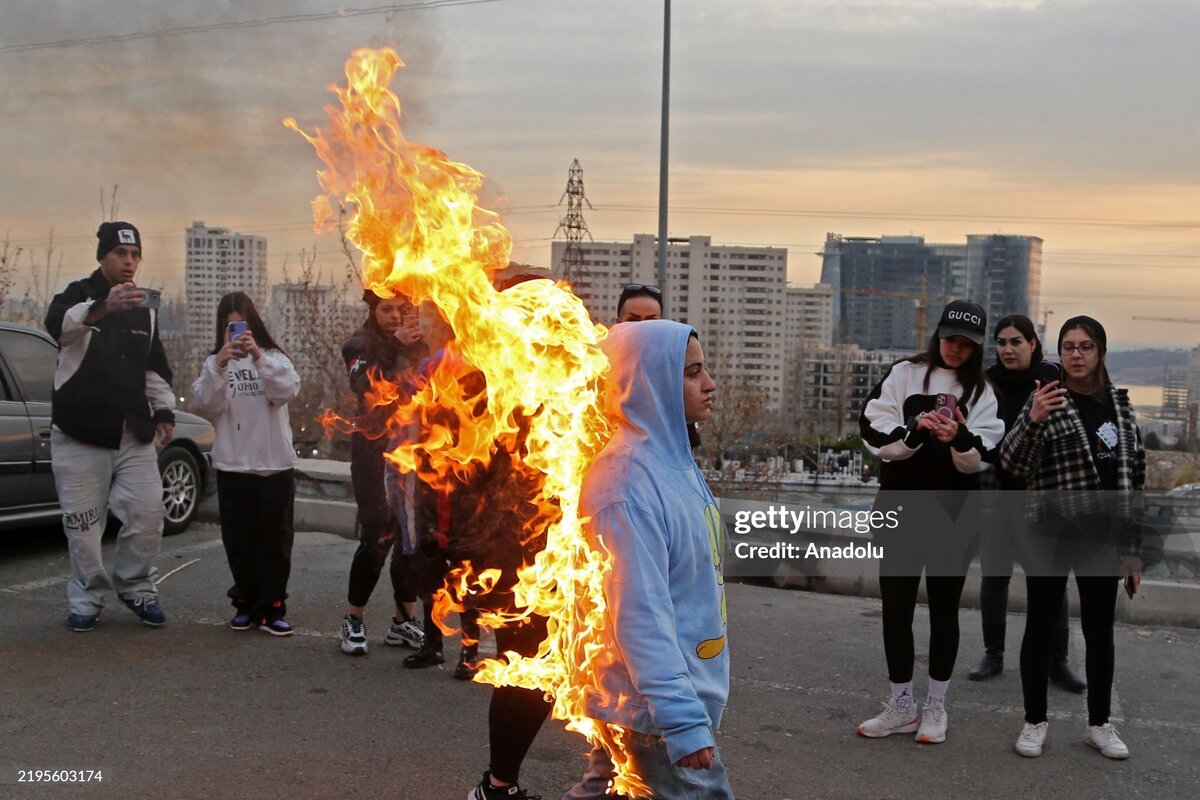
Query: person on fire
[
  {"left": 564, "top": 319, "right": 732, "bottom": 800},
  {"left": 337, "top": 289, "right": 429, "bottom": 656},
  {"left": 389, "top": 274, "right": 557, "bottom": 800}
]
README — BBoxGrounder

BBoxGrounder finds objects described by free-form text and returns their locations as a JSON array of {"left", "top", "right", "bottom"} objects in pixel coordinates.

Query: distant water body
[{"left": 1124, "top": 384, "right": 1165, "bottom": 407}]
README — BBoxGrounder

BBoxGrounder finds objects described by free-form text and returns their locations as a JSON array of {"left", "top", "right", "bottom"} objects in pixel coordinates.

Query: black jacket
[{"left": 44, "top": 269, "right": 175, "bottom": 449}]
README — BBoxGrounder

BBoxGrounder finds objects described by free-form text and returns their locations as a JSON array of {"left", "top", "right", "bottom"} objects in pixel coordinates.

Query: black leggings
[
  {"left": 1021, "top": 575, "right": 1118, "bottom": 725},
  {"left": 347, "top": 441, "right": 416, "bottom": 609},
  {"left": 488, "top": 615, "right": 553, "bottom": 785},
  {"left": 880, "top": 574, "right": 966, "bottom": 683},
  {"left": 980, "top": 575, "right": 1069, "bottom": 634}
]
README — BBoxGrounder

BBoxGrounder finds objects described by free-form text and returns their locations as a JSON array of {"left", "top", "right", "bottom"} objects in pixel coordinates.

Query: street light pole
[{"left": 656, "top": 0, "right": 670, "bottom": 293}]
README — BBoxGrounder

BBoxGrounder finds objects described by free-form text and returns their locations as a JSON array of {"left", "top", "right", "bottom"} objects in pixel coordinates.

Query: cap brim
[{"left": 937, "top": 325, "right": 984, "bottom": 345}]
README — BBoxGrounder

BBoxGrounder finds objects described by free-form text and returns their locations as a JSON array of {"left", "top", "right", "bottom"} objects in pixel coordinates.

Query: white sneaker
[
  {"left": 857, "top": 697, "right": 919, "bottom": 738},
  {"left": 340, "top": 614, "right": 368, "bottom": 655},
  {"left": 915, "top": 697, "right": 948, "bottom": 744},
  {"left": 385, "top": 617, "right": 425, "bottom": 648},
  {"left": 1015, "top": 721, "right": 1049, "bottom": 757},
  {"left": 1085, "top": 723, "right": 1130, "bottom": 759}
]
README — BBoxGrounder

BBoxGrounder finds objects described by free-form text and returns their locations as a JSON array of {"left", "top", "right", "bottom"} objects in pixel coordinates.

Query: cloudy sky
[{"left": 2, "top": 0, "right": 1197, "bottom": 347}]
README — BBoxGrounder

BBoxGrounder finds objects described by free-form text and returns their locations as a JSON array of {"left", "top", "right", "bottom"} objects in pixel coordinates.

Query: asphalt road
[{"left": 1, "top": 522, "right": 1198, "bottom": 800}]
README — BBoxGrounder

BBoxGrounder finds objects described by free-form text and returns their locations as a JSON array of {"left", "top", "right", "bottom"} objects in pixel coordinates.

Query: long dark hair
[
  {"left": 993, "top": 313, "right": 1044, "bottom": 366},
  {"left": 211, "top": 292, "right": 284, "bottom": 356},
  {"left": 905, "top": 331, "right": 987, "bottom": 407}
]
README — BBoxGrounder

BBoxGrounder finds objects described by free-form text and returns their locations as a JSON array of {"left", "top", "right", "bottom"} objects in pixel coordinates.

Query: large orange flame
[{"left": 286, "top": 48, "right": 651, "bottom": 797}]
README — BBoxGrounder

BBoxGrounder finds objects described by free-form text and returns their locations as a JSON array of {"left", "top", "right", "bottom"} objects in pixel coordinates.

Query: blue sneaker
[
  {"left": 230, "top": 613, "right": 254, "bottom": 631},
  {"left": 259, "top": 619, "right": 294, "bottom": 637},
  {"left": 122, "top": 595, "right": 166, "bottom": 626},
  {"left": 67, "top": 611, "right": 101, "bottom": 632}
]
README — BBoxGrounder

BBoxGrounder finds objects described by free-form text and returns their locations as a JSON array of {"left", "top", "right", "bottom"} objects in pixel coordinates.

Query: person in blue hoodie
[{"left": 564, "top": 319, "right": 731, "bottom": 800}]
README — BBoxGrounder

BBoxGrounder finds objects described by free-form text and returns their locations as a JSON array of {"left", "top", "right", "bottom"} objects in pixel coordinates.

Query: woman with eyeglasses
[
  {"left": 1000, "top": 316, "right": 1144, "bottom": 760},
  {"left": 968, "top": 315, "right": 1084, "bottom": 693}
]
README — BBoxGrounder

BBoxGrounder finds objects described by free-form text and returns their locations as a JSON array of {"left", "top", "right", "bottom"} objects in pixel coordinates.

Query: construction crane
[{"left": 846, "top": 275, "right": 953, "bottom": 351}]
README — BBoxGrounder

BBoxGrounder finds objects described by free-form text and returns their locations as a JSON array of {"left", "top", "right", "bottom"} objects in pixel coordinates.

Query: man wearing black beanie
[{"left": 43, "top": 220, "right": 176, "bottom": 632}]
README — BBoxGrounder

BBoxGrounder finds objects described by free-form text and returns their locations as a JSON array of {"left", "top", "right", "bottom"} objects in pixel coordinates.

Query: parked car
[{"left": 0, "top": 321, "right": 215, "bottom": 535}]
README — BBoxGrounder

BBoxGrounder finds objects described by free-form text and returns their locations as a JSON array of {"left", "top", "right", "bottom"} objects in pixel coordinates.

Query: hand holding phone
[{"left": 1124, "top": 573, "right": 1139, "bottom": 599}]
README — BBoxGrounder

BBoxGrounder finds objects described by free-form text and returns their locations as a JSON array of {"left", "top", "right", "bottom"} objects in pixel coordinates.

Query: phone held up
[
  {"left": 228, "top": 320, "right": 248, "bottom": 341},
  {"left": 933, "top": 393, "right": 957, "bottom": 419},
  {"left": 136, "top": 287, "right": 162, "bottom": 310},
  {"left": 1124, "top": 573, "right": 1138, "bottom": 599},
  {"left": 1036, "top": 361, "right": 1062, "bottom": 386}
]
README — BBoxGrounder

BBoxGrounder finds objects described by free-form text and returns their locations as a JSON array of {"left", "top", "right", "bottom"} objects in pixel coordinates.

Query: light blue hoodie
[{"left": 580, "top": 319, "right": 729, "bottom": 764}]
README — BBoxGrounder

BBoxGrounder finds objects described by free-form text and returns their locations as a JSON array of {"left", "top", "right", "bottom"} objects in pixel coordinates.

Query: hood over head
[{"left": 601, "top": 319, "right": 696, "bottom": 468}]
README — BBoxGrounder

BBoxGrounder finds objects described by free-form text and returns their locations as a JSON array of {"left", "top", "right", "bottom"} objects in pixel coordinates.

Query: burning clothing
[{"left": 579, "top": 320, "right": 730, "bottom": 768}]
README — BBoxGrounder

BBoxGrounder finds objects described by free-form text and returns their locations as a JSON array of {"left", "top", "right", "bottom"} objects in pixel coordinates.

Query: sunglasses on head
[{"left": 621, "top": 283, "right": 662, "bottom": 297}]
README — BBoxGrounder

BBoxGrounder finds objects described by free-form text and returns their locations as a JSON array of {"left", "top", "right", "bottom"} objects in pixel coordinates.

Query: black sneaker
[
  {"left": 454, "top": 645, "right": 480, "bottom": 680},
  {"left": 402, "top": 644, "right": 445, "bottom": 669},
  {"left": 468, "top": 771, "right": 541, "bottom": 800}
]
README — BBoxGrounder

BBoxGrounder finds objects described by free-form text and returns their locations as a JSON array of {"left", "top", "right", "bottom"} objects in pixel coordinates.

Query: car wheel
[{"left": 160, "top": 447, "right": 201, "bottom": 536}]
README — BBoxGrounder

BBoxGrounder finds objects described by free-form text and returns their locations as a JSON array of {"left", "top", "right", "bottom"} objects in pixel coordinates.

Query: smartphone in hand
[
  {"left": 934, "top": 393, "right": 957, "bottom": 419},
  {"left": 1123, "top": 573, "right": 1138, "bottom": 599},
  {"left": 228, "top": 320, "right": 248, "bottom": 340},
  {"left": 136, "top": 287, "right": 162, "bottom": 310},
  {"left": 1037, "top": 361, "right": 1062, "bottom": 385}
]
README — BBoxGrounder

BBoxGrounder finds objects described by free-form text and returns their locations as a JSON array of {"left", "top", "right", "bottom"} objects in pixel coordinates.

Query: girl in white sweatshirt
[{"left": 192, "top": 292, "right": 301, "bottom": 635}]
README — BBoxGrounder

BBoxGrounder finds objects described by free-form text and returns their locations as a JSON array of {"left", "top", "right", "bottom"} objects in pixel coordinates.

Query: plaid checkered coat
[{"left": 1000, "top": 385, "right": 1145, "bottom": 551}]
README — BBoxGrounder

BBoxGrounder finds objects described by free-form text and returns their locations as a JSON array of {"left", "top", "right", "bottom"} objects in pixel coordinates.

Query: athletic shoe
[
  {"left": 122, "top": 595, "right": 166, "bottom": 626},
  {"left": 340, "top": 614, "right": 368, "bottom": 655},
  {"left": 385, "top": 617, "right": 425, "bottom": 649},
  {"left": 259, "top": 619, "right": 294, "bottom": 637},
  {"left": 403, "top": 644, "right": 445, "bottom": 669},
  {"left": 467, "top": 771, "right": 541, "bottom": 800},
  {"left": 915, "top": 697, "right": 948, "bottom": 744},
  {"left": 454, "top": 645, "right": 480, "bottom": 681},
  {"left": 857, "top": 697, "right": 919, "bottom": 738},
  {"left": 230, "top": 613, "right": 254, "bottom": 631},
  {"left": 1015, "top": 721, "right": 1049, "bottom": 757},
  {"left": 1085, "top": 723, "right": 1130, "bottom": 759},
  {"left": 67, "top": 611, "right": 101, "bottom": 632}
]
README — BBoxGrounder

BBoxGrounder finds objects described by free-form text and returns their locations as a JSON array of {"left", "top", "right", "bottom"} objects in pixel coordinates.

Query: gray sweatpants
[{"left": 51, "top": 429, "right": 163, "bottom": 614}]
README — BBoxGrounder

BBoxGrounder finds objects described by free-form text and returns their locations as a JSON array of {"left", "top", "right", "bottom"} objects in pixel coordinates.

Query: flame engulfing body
[{"left": 287, "top": 49, "right": 650, "bottom": 797}]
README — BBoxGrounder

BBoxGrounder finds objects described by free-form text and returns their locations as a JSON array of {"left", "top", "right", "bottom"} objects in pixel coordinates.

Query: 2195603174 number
[{"left": 15, "top": 769, "right": 104, "bottom": 783}]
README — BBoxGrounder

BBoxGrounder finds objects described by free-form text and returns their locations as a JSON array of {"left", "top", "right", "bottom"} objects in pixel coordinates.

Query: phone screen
[{"left": 228, "top": 321, "right": 248, "bottom": 341}]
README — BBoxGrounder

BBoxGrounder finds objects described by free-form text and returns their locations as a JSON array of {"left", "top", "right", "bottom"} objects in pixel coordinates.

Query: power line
[{"left": 0, "top": 0, "right": 518, "bottom": 56}]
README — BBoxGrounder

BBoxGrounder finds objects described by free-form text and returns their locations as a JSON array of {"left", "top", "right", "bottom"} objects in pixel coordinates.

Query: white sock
[
  {"left": 890, "top": 681, "right": 914, "bottom": 708},
  {"left": 928, "top": 678, "right": 950, "bottom": 702}
]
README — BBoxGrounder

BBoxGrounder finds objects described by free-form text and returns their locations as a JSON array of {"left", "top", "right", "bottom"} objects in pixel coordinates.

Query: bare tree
[
  {"left": 100, "top": 184, "right": 120, "bottom": 222},
  {"left": 0, "top": 233, "right": 19, "bottom": 317}
]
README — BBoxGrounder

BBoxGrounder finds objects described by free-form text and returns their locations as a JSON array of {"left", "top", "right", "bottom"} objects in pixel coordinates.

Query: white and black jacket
[
  {"left": 44, "top": 269, "right": 175, "bottom": 449},
  {"left": 859, "top": 361, "right": 1005, "bottom": 490}
]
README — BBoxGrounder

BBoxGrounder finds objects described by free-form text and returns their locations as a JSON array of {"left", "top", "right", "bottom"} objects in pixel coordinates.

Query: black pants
[
  {"left": 1022, "top": 574, "right": 1118, "bottom": 725},
  {"left": 880, "top": 574, "right": 966, "bottom": 683},
  {"left": 347, "top": 440, "right": 416, "bottom": 609},
  {"left": 217, "top": 469, "right": 295, "bottom": 622},
  {"left": 980, "top": 574, "right": 1069, "bottom": 633},
  {"left": 489, "top": 615, "right": 553, "bottom": 785}
]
